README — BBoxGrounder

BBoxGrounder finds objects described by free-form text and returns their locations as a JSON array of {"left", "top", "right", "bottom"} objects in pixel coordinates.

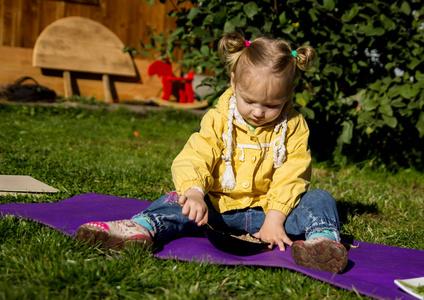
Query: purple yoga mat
[{"left": 1, "top": 193, "right": 423, "bottom": 299}]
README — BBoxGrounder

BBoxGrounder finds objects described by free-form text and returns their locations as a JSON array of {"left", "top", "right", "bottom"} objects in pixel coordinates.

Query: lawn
[{"left": 1, "top": 103, "right": 423, "bottom": 299}]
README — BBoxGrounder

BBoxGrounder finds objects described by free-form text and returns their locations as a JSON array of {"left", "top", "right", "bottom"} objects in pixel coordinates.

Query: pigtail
[
  {"left": 293, "top": 46, "right": 316, "bottom": 71},
  {"left": 218, "top": 32, "right": 247, "bottom": 73}
]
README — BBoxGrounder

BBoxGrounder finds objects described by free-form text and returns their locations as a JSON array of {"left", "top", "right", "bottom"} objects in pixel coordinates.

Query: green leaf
[
  {"left": 308, "top": 8, "right": 318, "bottom": 22},
  {"left": 133, "top": 49, "right": 150, "bottom": 57},
  {"left": 171, "top": 27, "right": 184, "bottom": 37},
  {"left": 407, "top": 58, "right": 421, "bottom": 69},
  {"left": 200, "top": 45, "right": 209, "bottom": 56},
  {"left": 399, "top": 108, "right": 412, "bottom": 116},
  {"left": 213, "top": 7, "right": 227, "bottom": 25},
  {"left": 296, "top": 30, "right": 305, "bottom": 38},
  {"left": 244, "top": 2, "right": 259, "bottom": 19},
  {"left": 358, "top": 60, "right": 368, "bottom": 67},
  {"left": 245, "top": 26, "right": 262, "bottom": 39},
  {"left": 412, "top": 46, "right": 422, "bottom": 57},
  {"left": 203, "top": 14, "right": 213, "bottom": 25},
  {"left": 263, "top": 20, "right": 273, "bottom": 32},
  {"left": 385, "top": 62, "right": 396, "bottom": 70},
  {"left": 342, "top": 3, "right": 359, "bottom": 23},
  {"left": 323, "top": 0, "right": 335, "bottom": 11},
  {"left": 369, "top": 81, "right": 381, "bottom": 91},
  {"left": 407, "top": 100, "right": 420, "bottom": 110},
  {"left": 382, "top": 115, "right": 398, "bottom": 128},
  {"left": 380, "top": 14, "right": 396, "bottom": 31},
  {"left": 295, "top": 92, "right": 308, "bottom": 107},
  {"left": 191, "top": 27, "right": 207, "bottom": 37},
  {"left": 358, "top": 24, "right": 385, "bottom": 36},
  {"left": 230, "top": 14, "right": 247, "bottom": 27},
  {"left": 379, "top": 103, "right": 393, "bottom": 116},
  {"left": 202, "top": 35, "right": 215, "bottom": 44},
  {"left": 322, "top": 64, "right": 343, "bottom": 76},
  {"left": 282, "top": 26, "right": 294, "bottom": 34},
  {"left": 349, "top": 61, "right": 357, "bottom": 73},
  {"left": 338, "top": 120, "right": 354, "bottom": 145},
  {"left": 299, "top": 106, "right": 315, "bottom": 119},
  {"left": 400, "top": 84, "right": 420, "bottom": 98},
  {"left": 229, "top": 3, "right": 243, "bottom": 13},
  {"left": 187, "top": 7, "right": 200, "bottom": 20},
  {"left": 366, "top": 3, "right": 380, "bottom": 13},
  {"left": 363, "top": 99, "right": 379, "bottom": 111},
  {"left": 416, "top": 72, "right": 424, "bottom": 82},
  {"left": 358, "top": 111, "right": 374, "bottom": 124},
  {"left": 417, "top": 111, "right": 424, "bottom": 137},
  {"left": 365, "top": 126, "right": 374, "bottom": 135},
  {"left": 400, "top": 2, "right": 411, "bottom": 15},
  {"left": 378, "top": 94, "right": 389, "bottom": 105},
  {"left": 279, "top": 11, "right": 287, "bottom": 24},
  {"left": 224, "top": 21, "right": 235, "bottom": 33},
  {"left": 389, "top": 98, "right": 406, "bottom": 108}
]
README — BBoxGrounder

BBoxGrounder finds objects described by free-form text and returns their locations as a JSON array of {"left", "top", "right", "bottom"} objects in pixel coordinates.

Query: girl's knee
[
  {"left": 303, "top": 189, "right": 336, "bottom": 207},
  {"left": 312, "top": 189, "right": 334, "bottom": 199}
]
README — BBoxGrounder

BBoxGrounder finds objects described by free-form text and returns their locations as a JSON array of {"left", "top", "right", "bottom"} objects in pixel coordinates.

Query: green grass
[{"left": 1, "top": 103, "right": 423, "bottom": 299}]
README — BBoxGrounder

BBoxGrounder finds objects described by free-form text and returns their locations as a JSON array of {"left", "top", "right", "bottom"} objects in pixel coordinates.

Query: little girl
[{"left": 77, "top": 32, "right": 348, "bottom": 273}]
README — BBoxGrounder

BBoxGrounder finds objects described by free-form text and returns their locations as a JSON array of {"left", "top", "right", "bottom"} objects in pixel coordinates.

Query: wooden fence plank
[
  {"left": 1, "top": 0, "right": 13, "bottom": 45},
  {"left": 0, "top": 0, "right": 190, "bottom": 54}
]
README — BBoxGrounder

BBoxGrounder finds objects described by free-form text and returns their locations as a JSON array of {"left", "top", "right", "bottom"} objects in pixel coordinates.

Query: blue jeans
[{"left": 131, "top": 189, "right": 341, "bottom": 243}]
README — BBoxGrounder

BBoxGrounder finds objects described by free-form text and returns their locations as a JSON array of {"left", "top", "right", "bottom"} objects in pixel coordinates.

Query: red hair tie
[{"left": 244, "top": 40, "right": 251, "bottom": 47}]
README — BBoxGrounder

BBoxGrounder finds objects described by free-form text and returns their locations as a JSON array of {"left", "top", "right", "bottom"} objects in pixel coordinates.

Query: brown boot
[{"left": 291, "top": 237, "right": 348, "bottom": 273}]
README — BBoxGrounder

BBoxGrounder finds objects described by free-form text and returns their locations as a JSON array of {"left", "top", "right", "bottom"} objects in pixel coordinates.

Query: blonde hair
[{"left": 218, "top": 32, "right": 316, "bottom": 99}]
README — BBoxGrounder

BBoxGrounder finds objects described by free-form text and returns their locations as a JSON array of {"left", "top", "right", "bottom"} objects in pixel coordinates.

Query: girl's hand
[
  {"left": 178, "top": 189, "right": 208, "bottom": 226},
  {"left": 254, "top": 210, "right": 293, "bottom": 251}
]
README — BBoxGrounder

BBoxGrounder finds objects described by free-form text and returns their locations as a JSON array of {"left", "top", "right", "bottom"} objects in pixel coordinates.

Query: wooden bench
[{"left": 33, "top": 16, "right": 136, "bottom": 103}]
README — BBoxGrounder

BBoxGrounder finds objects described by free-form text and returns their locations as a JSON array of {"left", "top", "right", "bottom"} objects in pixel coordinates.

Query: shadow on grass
[
  {"left": 337, "top": 198, "right": 379, "bottom": 224},
  {"left": 337, "top": 198, "right": 379, "bottom": 244}
]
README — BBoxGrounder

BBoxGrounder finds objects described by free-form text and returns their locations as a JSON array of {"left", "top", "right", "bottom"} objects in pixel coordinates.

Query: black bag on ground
[{"left": 3, "top": 76, "right": 56, "bottom": 102}]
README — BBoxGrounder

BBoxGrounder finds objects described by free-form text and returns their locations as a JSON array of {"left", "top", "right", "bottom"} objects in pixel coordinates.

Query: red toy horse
[{"left": 147, "top": 60, "right": 194, "bottom": 103}]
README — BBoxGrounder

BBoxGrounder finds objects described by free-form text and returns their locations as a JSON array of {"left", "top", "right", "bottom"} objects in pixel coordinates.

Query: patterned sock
[
  {"left": 131, "top": 216, "right": 153, "bottom": 231},
  {"left": 309, "top": 229, "right": 337, "bottom": 241}
]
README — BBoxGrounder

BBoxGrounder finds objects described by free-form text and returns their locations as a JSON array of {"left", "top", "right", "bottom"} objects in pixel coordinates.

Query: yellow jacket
[{"left": 171, "top": 88, "right": 311, "bottom": 216}]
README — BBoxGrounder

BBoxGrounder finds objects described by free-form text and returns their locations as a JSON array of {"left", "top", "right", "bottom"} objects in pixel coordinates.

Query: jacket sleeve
[
  {"left": 265, "top": 111, "right": 311, "bottom": 216},
  {"left": 171, "top": 109, "right": 224, "bottom": 196}
]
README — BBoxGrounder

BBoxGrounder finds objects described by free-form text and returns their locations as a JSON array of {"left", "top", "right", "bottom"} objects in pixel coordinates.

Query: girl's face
[{"left": 231, "top": 66, "right": 288, "bottom": 127}]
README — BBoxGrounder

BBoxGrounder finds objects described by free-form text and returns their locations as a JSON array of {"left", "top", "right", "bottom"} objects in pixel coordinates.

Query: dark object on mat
[
  {"left": 3, "top": 76, "right": 56, "bottom": 102},
  {"left": 204, "top": 223, "right": 270, "bottom": 256}
]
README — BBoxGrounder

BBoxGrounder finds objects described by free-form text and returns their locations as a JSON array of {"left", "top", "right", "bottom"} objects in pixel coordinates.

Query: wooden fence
[{"left": 0, "top": 0, "right": 185, "bottom": 57}]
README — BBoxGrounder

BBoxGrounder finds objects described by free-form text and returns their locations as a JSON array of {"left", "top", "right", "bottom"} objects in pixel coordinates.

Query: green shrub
[{"left": 133, "top": 0, "right": 424, "bottom": 169}]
